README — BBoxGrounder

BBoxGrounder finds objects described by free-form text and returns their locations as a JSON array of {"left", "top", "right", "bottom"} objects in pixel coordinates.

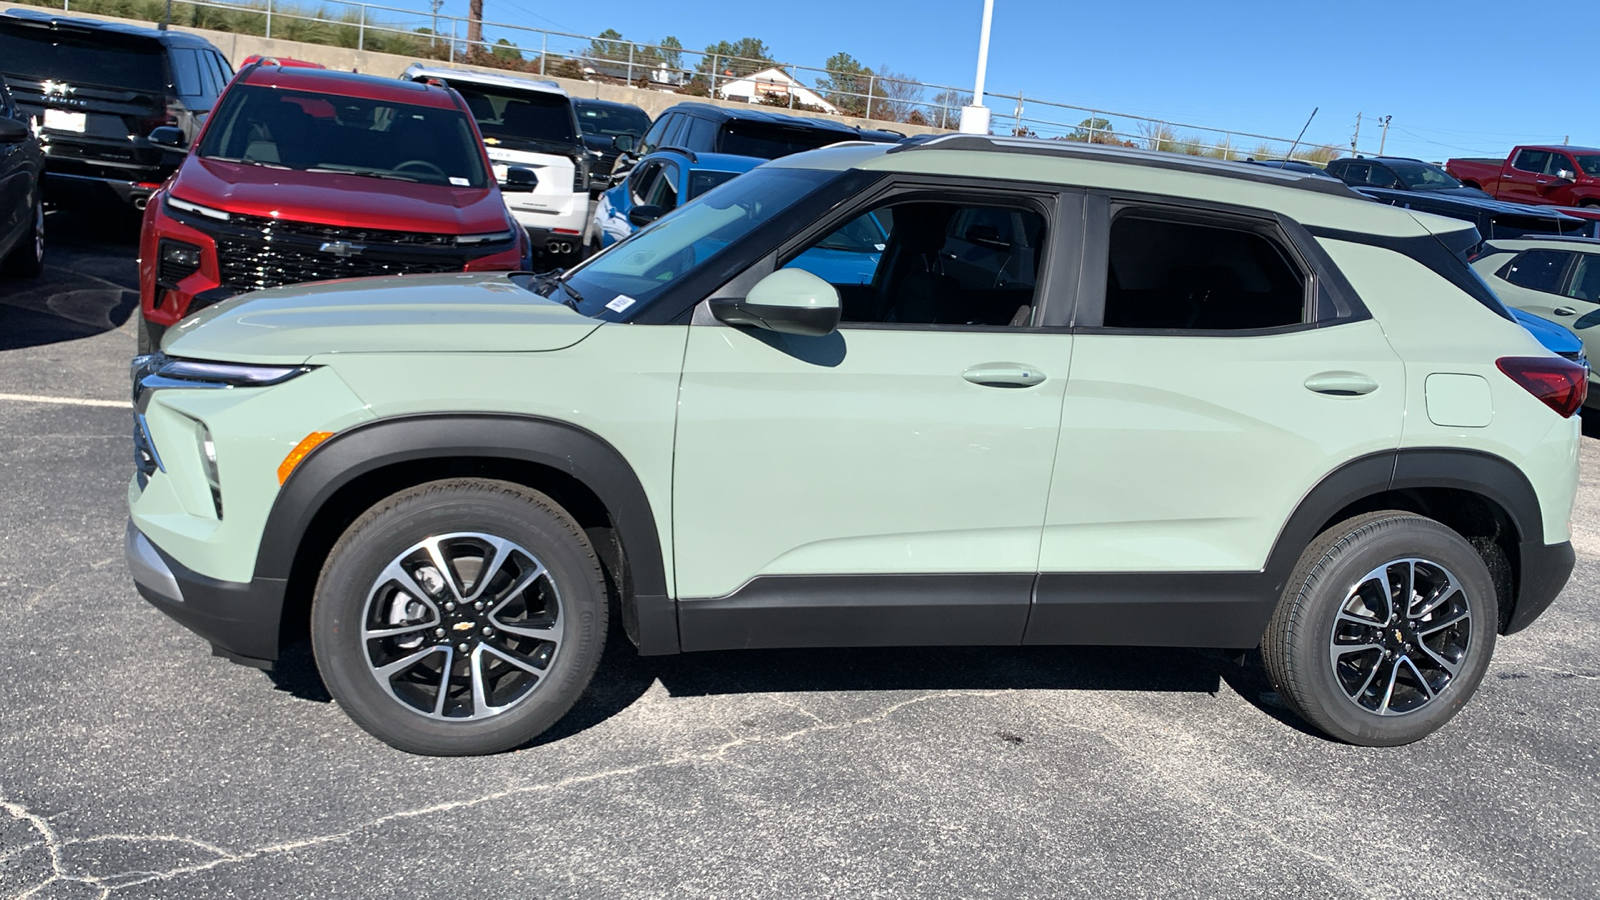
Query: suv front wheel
[
  {"left": 312, "top": 479, "right": 608, "bottom": 755},
  {"left": 1264, "top": 512, "right": 1497, "bottom": 746}
]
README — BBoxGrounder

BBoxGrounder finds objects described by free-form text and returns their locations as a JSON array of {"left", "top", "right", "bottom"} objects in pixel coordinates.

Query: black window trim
[
  {"left": 765, "top": 174, "right": 1082, "bottom": 333},
  {"left": 1071, "top": 189, "right": 1370, "bottom": 336}
]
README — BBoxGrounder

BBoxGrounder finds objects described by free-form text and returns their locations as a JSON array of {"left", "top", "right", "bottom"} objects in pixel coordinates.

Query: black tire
[
  {"left": 312, "top": 478, "right": 608, "bottom": 755},
  {"left": 3, "top": 193, "right": 43, "bottom": 278},
  {"left": 136, "top": 317, "right": 166, "bottom": 355},
  {"left": 1262, "top": 511, "right": 1497, "bottom": 746},
  {"left": 1579, "top": 199, "right": 1600, "bottom": 209}
]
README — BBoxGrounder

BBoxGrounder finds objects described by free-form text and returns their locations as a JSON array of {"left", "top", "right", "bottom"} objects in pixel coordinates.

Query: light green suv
[
  {"left": 127, "top": 135, "right": 1586, "bottom": 755},
  {"left": 1471, "top": 236, "right": 1600, "bottom": 404}
]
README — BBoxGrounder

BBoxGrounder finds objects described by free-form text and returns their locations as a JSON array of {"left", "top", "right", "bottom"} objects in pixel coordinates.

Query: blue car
[
  {"left": 1511, "top": 306, "right": 1589, "bottom": 369},
  {"left": 590, "top": 149, "right": 761, "bottom": 248}
]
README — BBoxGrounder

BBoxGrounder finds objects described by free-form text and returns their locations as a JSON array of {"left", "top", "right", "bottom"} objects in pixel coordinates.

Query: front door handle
[
  {"left": 1305, "top": 371, "right": 1379, "bottom": 396},
  {"left": 963, "top": 363, "right": 1047, "bottom": 388},
  {"left": 1555, "top": 306, "right": 1578, "bottom": 316}
]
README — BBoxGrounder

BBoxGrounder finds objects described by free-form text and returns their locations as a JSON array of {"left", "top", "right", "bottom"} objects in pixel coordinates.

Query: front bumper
[{"left": 126, "top": 520, "right": 287, "bottom": 669}]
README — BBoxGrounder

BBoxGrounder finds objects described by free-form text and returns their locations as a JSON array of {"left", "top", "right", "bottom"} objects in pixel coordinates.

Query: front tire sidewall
[
  {"left": 312, "top": 481, "right": 607, "bottom": 755},
  {"left": 1270, "top": 515, "right": 1497, "bottom": 747}
]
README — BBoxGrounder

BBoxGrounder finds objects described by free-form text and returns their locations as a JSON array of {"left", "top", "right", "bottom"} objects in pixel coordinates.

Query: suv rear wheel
[
  {"left": 2, "top": 195, "right": 43, "bottom": 278},
  {"left": 1263, "top": 512, "right": 1497, "bottom": 746},
  {"left": 311, "top": 478, "right": 608, "bottom": 755}
]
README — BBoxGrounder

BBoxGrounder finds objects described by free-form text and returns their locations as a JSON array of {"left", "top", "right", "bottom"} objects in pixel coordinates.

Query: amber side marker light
[{"left": 278, "top": 432, "right": 334, "bottom": 484}]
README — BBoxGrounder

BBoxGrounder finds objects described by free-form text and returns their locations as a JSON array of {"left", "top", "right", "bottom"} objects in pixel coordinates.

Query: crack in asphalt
[{"left": 1, "top": 689, "right": 1012, "bottom": 895}]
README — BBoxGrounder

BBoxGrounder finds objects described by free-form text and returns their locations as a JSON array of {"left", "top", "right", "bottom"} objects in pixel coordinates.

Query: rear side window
[
  {"left": 685, "top": 116, "right": 716, "bottom": 150},
  {"left": 716, "top": 122, "right": 848, "bottom": 159},
  {"left": 0, "top": 27, "right": 168, "bottom": 93},
  {"left": 1513, "top": 149, "right": 1551, "bottom": 174},
  {"left": 1103, "top": 213, "right": 1306, "bottom": 330},
  {"left": 1500, "top": 249, "right": 1571, "bottom": 294},
  {"left": 171, "top": 48, "right": 204, "bottom": 98},
  {"left": 1568, "top": 255, "right": 1600, "bottom": 302}
]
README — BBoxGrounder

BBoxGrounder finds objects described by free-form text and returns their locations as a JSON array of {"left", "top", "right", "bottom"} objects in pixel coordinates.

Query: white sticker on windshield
[
  {"left": 449, "top": 177, "right": 469, "bottom": 186},
  {"left": 606, "top": 295, "right": 637, "bottom": 313}
]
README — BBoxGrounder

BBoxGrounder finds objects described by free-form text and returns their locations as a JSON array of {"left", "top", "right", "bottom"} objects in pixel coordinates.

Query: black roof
[
  {"left": 889, "top": 134, "right": 1363, "bottom": 198},
  {"left": 660, "top": 101, "right": 858, "bottom": 135},
  {"left": 572, "top": 97, "right": 648, "bottom": 113},
  {"left": 0, "top": 8, "right": 218, "bottom": 46}
]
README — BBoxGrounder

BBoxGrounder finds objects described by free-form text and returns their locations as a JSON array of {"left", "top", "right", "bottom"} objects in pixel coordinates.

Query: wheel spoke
[
  {"left": 1399, "top": 655, "right": 1435, "bottom": 701},
  {"left": 374, "top": 645, "right": 444, "bottom": 680},
  {"left": 1377, "top": 657, "right": 1403, "bottom": 715},
  {"left": 469, "top": 648, "right": 490, "bottom": 718},
  {"left": 482, "top": 641, "right": 548, "bottom": 677},
  {"left": 430, "top": 646, "right": 454, "bottom": 717},
  {"left": 364, "top": 621, "right": 435, "bottom": 640},
  {"left": 490, "top": 618, "right": 562, "bottom": 647},
  {"left": 463, "top": 536, "right": 516, "bottom": 602},
  {"left": 1412, "top": 580, "right": 1457, "bottom": 620},
  {"left": 1402, "top": 560, "right": 1417, "bottom": 616},
  {"left": 1329, "top": 641, "right": 1382, "bottom": 670},
  {"left": 1415, "top": 641, "right": 1464, "bottom": 678},
  {"left": 376, "top": 560, "right": 443, "bottom": 613},
  {"left": 423, "top": 539, "right": 464, "bottom": 602},
  {"left": 1418, "top": 607, "right": 1470, "bottom": 636},
  {"left": 488, "top": 561, "right": 548, "bottom": 617},
  {"left": 1349, "top": 654, "right": 1386, "bottom": 703}
]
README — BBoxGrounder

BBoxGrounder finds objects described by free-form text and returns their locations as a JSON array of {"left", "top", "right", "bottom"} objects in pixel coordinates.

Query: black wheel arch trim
[{"left": 258, "top": 413, "right": 677, "bottom": 655}]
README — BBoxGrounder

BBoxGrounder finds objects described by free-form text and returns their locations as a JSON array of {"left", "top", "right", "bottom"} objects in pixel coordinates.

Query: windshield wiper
[
  {"left": 204, "top": 156, "right": 291, "bottom": 170},
  {"left": 530, "top": 269, "right": 586, "bottom": 311},
  {"left": 305, "top": 166, "right": 425, "bottom": 183}
]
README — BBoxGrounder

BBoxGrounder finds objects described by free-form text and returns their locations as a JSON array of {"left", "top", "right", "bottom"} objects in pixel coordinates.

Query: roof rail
[
  {"left": 657, "top": 146, "right": 698, "bottom": 163},
  {"left": 887, "top": 133, "right": 1359, "bottom": 198}
]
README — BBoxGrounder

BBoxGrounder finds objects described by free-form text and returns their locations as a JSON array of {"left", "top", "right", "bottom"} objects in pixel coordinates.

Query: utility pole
[
  {"left": 1378, "top": 115, "right": 1392, "bottom": 156},
  {"left": 430, "top": 0, "right": 443, "bottom": 47},
  {"left": 958, "top": 0, "right": 995, "bottom": 134},
  {"left": 1351, "top": 112, "right": 1361, "bottom": 156}
]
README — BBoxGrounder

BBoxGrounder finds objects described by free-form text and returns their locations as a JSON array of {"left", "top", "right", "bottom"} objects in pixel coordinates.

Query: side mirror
[
  {"left": 0, "top": 117, "right": 31, "bottom": 143},
  {"left": 1557, "top": 169, "right": 1577, "bottom": 182},
  {"left": 628, "top": 204, "right": 663, "bottom": 227},
  {"left": 502, "top": 166, "right": 537, "bottom": 193},
  {"left": 147, "top": 125, "right": 186, "bottom": 149},
  {"left": 709, "top": 268, "right": 841, "bottom": 337},
  {"left": 611, "top": 134, "right": 636, "bottom": 153}
]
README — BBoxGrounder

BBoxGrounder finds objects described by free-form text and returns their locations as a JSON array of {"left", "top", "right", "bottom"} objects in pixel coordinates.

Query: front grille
[
  {"left": 216, "top": 238, "right": 462, "bottom": 292},
  {"left": 165, "top": 203, "right": 513, "bottom": 293}
]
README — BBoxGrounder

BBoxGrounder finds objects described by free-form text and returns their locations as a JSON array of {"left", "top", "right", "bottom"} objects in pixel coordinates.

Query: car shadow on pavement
[
  {"left": 1582, "top": 408, "right": 1600, "bottom": 439},
  {"left": 0, "top": 207, "right": 140, "bottom": 352}
]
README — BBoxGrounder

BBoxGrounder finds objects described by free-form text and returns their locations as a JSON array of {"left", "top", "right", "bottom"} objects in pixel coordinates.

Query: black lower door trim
[
  {"left": 1025, "top": 572, "right": 1277, "bottom": 650},
  {"left": 677, "top": 573, "right": 1034, "bottom": 652}
]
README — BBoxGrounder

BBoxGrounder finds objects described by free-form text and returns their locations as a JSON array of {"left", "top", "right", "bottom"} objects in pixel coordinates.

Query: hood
[
  {"left": 163, "top": 273, "right": 603, "bottom": 364},
  {"left": 172, "top": 157, "right": 512, "bottom": 234},
  {"left": 1510, "top": 308, "right": 1584, "bottom": 356}
]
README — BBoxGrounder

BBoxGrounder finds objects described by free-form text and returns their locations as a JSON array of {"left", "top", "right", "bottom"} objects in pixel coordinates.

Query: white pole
[{"left": 959, "top": 0, "right": 995, "bottom": 134}]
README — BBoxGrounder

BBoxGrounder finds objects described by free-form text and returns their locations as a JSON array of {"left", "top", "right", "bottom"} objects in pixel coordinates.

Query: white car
[{"left": 404, "top": 64, "right": 591, "bottom": 261}]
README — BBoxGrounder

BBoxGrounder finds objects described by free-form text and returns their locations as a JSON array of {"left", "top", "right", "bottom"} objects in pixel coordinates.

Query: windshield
[
  {"left": 197, "top": 85, "right": 489, "bottom": 187},
  {"left": 686, "top": 169, "right": 744, "bottom": 200},
  {"left": 1574, "top": 155, "right": 1600, "bottom": 177},
  {"left": 576, "top": 103, "right": 651, "bottom": 138},
  {"left": 716, "top": 122, "right": 851, "bottom": 159},
  {"left": 448, "top": 82, "right": 578, "bottom": 149},
  {"left": 1389, "top": 160, "right": 1463, "bottom": 191},
  {"left": 552, "top": 166, "right": 836, "bottom": 319},
  {"left": 0, "top": 27, "right": 166, "bottom": 93}
]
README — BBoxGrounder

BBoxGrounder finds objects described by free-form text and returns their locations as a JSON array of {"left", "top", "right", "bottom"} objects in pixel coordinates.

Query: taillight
[{"left": 1497, "top": 356, "right": 1588, "bottom": 418}]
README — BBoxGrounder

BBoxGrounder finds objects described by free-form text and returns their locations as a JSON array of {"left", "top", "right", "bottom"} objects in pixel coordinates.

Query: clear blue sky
[{"left": 423, "top": 0, "right": 1596, "bottom": 161}]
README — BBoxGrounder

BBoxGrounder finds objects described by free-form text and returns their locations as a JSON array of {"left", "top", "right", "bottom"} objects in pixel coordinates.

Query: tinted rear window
[
  {"left": 575, "top": 103, "right": 650, "bottom": 138},
  {"left": 449, "top": 82, "right": 576, "bottom": 149},
  {"left": 716, "top": 121, "right": 850, "bottom": 159},
  {"left": 0, "top": 26, "right": 167, "bottom": 93}
]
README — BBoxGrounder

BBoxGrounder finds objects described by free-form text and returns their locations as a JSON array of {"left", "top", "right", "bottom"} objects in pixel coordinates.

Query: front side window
[
  {"left": 1499, "top": 249, "right": 1570, "bottom": 294},
  {"left": 1545, "top": 153, "right": 1577, "bottom": 176},
  {"left": 557, "top": 166, "right": 837, "bottom": 319},
  {"left": 638, "top": 114, "right": 670, "bottom": 155},
  {"left": 197, "top": 85, "right": 489, "bottom": 188},
  {"left": 1102, "top": 213, "right": 1307, "bottom": 330},
  {"left": 1567, "top": 254, "right": 1600, "bottom": 302},
  {"left": 783, "top": 200, "right": 1044, "bottom": 326},
  {"left": 1388, "top": 160, "right": 1462, "bottom": 191},
  {"left": 448, "top": 83, "right": 576, "bottom": 149},
  {"left": 687, "top": 168, "right": 742, "bottom": 200},
  {"left": 645, "top": 162, "right": 680, "bottom": 211},
  {"left": 1574, "top": 154, "right": 1600, "bottom": 177}
]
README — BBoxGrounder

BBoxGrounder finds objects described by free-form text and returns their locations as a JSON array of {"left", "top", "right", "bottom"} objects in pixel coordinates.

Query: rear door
[
  {"left": 1500, "top": 149, "right": 1551, "bottom": 204},
  {"left": 1496, "top": 249, "right": 1576, "bottom": 322},
  {"left": 1032, "top": 196, "right": 1406, "bottom": 647}
]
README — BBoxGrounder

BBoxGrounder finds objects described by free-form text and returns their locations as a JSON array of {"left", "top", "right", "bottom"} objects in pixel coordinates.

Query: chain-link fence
[{"left": 35, "top": 0, "right": 1366, "bottom": 161}]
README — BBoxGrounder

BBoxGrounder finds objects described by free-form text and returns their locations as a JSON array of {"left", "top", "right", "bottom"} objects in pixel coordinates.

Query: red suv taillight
[{"left": 1497, "top": 356, "right": 1588, "bottom": 418}]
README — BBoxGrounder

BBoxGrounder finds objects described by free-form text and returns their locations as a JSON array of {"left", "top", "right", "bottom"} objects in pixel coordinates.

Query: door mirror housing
[
  {"left": 0, "top": 116, "right": 28, "bottom": 143},
  {"left": 147, "top": 126, "right": 186, "bottom": 148},
  {"left": 710, "top": 268, "right": 841, "bottom": 337},
  {"left": 1557, "top": 169, "right": 1577, "bottom": 182},
  {"left": 611, "top": 134, "right": 636, "bottom": 153},
  {"left": 502, "top": 166, "right": 537, "bottom": 193},
  {"left": 628, "top": 204, "right": 664, "bottom": 227}
]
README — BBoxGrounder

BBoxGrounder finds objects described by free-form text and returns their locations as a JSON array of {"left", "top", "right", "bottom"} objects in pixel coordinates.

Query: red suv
[{"left": 138, "top": 63, "right": 531, "bottom": 351}]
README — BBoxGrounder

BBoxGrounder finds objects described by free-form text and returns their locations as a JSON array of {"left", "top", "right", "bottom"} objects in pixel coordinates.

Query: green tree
[
  {"left": 1067, "top": 117, "right": 1114, "bottom": 143},
  {"left": 587, "top": 28, "right": 628, "bottom": 63},
  {"left": 696, "top": 37, "right": 773, "bottom": 81},
  {"left": 814, "top": 52, "right": 871, "bottom": 117},
  {"left": 492, "top": 37, "right": 521, "bottom": 62},
  {"left": 659, "top": 35, "right": 683, "bottom": 71}
]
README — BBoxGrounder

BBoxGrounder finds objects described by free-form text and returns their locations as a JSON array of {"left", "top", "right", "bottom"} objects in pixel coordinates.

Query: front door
[{"left": 671, "top": 186, "right": 1077, "bottom": 650}]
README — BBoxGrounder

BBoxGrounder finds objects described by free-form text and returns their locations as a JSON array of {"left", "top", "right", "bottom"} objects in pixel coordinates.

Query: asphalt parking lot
[{"left": 1, "top": 210, "right": 1598, "bottom": 899}]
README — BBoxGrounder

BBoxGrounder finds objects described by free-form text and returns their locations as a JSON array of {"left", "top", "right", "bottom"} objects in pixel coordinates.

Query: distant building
[{"left": 716, "top": 67, "right": 839, "bottom": 114}]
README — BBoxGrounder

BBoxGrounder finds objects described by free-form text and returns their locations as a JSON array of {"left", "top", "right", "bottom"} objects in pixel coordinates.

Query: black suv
[
  {"left": 609, "top": 102, "right": 862, "bottom": 180},
  {"left": 1326, "top": 155, "right": 1590, "bottom": 241},
  {"left": 572, "top": 97, "right": 651, "bottom": 191},
  {"left": 0, "top": 10, "right": 231, "bottom": 210}
]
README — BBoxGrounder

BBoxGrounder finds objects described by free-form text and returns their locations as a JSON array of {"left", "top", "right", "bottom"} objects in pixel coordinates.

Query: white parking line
[{"left": 0, "top": 392, "right": 126, "bottom": 409}]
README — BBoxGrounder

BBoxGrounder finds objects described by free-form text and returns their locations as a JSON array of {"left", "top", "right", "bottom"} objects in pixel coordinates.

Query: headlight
[
  {"left": 166, "top": 195, "right": 231, "bottom": 221},
  {"left": 457, "top": 230, "right": 513, "bottom": 246},
  {"left": 133, "top": 353, "right": 313, "bottom": 410}
]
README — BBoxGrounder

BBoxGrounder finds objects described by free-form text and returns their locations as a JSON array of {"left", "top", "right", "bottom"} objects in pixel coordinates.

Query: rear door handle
[
  {"left": 963, "top": 363, "right": 1046, "bottom": 388},
  {"left": 1555, "top": 307, "right": 1578, "bottom": 316},
  {"left": 1305, "top": 371, "right": 1379, "bottom": 396}
]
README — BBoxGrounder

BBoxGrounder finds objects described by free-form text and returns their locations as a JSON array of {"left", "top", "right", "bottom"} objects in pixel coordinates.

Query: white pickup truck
[{"left": 404, "top": 64, "right": 592, "bottom": 261}]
